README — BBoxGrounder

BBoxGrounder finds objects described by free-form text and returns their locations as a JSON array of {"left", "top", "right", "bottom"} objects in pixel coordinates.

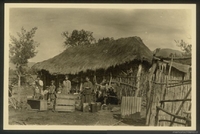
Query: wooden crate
[
  {"left": 55, "top": 94, "right": 76, "bottom": 112},
  {"left": 56, "top": 94, "right": 79, "bottom": 99},
  {"left": 55, "top": 105, "right": 75, "bottom": 112},
  {"left": 27, "top": 99, "right": 47, "bottom": 111},
  {"left": 56, "top": 98, "right": 75, "bottom": 105}
]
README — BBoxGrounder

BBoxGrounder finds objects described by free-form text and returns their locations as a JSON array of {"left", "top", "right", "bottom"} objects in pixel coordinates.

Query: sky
[{"left": 8, "top": 5, "right": 193, "bottom": 63}]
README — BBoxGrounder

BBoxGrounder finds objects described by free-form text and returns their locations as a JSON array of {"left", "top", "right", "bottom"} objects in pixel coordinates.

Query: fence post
[{"left": 135, "top": 64, "right": 142, "bottom": 97}]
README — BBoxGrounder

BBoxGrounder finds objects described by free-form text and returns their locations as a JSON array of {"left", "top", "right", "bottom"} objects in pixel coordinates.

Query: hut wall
[
  {"left": 147, "top": 65, "right": 191, "bottom": 126},
  {"left": 39, "top": 70, "right": 66, "bottom": 91},
  {"left": 111, "top": 62, "right": 149, "bottom": 101}
]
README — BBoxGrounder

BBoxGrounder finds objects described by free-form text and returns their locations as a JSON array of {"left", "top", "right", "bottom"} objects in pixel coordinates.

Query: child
[
  {"left": 34, "top": 86, "right": 41, "bottom": 100},
  {"left": 56, "top": 82, "right": 62, "bottom": 94}
]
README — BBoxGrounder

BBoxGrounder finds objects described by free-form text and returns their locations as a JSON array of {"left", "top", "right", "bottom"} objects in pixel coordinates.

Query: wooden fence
[
  {"left": 110, "top": 63, "right": 149, "bottom": 118},
  {"left": 146, "top": 56, "right": 191, "bottom": 126},
  {"left": 121, "top": 96, "right": 142, "bottom": 118}
]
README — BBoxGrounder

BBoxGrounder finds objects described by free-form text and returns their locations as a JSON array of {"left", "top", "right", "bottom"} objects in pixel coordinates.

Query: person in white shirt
[
  {"left": 34, "top": 76, "right": 44, "bottom": 99},
  {"left": 62, "top": 75, "right": 71, "bottom": 94}
]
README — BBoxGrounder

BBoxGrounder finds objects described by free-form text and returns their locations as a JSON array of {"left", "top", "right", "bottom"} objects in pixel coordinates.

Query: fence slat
[{"left": 121, "top": 97, "right": 142, "bottom": 117}]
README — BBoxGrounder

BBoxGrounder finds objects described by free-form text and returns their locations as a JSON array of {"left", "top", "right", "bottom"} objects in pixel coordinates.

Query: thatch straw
[
  {"left": 153, "top": 48, "right": 191, "bottom": 66},
  {"left": 32, "top": 36, "right": 153, "bottom": 74},
  {"left": 155, "top": 58, "right": 191, "bottom": 74}
]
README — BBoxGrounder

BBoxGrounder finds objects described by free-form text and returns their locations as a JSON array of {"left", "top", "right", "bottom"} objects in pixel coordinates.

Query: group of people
[
  {"left": 34, "top": 75, "right": 71, "bottom": 102},
  {"left": 33, "top": 75, "right": 118, "bottom": 105},
  {"left": 81, "top": 76, "right": 119, "bottom": 105}
]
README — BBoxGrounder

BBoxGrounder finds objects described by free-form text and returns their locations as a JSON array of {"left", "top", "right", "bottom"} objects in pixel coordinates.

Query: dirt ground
[
  {"left": 9, "top": 87, "right": 146, "bottom": 126},
  {"left": 9, "top": 107, "right": 146, "bottom": 126}
]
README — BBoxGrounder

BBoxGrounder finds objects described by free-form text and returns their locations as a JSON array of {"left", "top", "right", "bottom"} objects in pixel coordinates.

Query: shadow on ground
[{"left": 113, "top": 112, "right": 146, "bottom": 126}]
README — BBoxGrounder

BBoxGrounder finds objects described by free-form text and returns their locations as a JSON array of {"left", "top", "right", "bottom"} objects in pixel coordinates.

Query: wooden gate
[{"left": 121, "top": 96, "right": 142, "bottom": 118}]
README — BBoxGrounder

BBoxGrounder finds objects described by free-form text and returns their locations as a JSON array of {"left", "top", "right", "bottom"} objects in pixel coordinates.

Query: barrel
[
  {"left": 96, "top": 102, "right": 101, "bottom": 111},
  {"left": 90, "top": 102, "right": 97, "bottom": 112},
  {"left": 83, "top": 103, "right": 89, "bottom": 112}
]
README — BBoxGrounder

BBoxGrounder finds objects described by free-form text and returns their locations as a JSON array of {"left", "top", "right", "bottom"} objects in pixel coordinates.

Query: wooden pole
[
  {"left": 169, "top": 88, "right": 191, "bottom": 126},
  {"left": 160, "top": 99, "right": 191, "bottom": 103},
  {"left": 135, "top": 64, "right": 142, "bottom": 97},
  {"left": 156, "top": 106, "right": 191, "bottom": 122},
  {"left": 162, "top": 54, "right": 173, "bottom": 108},
  {"left": 167, "top": 82, "right": 191, "bottom": 88},
  {"left": 159, "top": 119, "right": 186, "bottom": 126},
  {"left": 124, "top": 88, "right": 127, "bottom": 97},
  {"left": 146, "top": 63, "right": 157, "bottom": 125},
  {"left": 109, "top": 73, "right": 112, "bottom": 86},
  {"left": 154, "top": 80, "right": 191, "bottom": 85},
  {"left": 119, "top": 77, "right": 122, "bottom": 98},
  {"left": 155, "top": 106, "right": 160, "bottom": 126},
  {"left": 119, "top": 77, "right": 121, "bottom": 86},
  {"left": 127, "top": 77, "right": 130, "bottom": 96},
  {"left": 111, "top": 81, "right": 137, "bottom": 88},
  {"left": 185, "top": 103, "right": 191, "bottom": 126},
  {"left": 93, "top": 72, "right": 97, "bottom": 93},
  {"left": 125, "top": 96, "right": 128, "bottom": 116}
]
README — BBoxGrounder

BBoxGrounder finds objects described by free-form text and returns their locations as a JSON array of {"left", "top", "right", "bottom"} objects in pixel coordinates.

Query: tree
[
  {"left": 62, "top": 29, "right": 96, "bottom": 47},
  {"left": 98, "top": 37, "right": 114, "bottom": 45},
  {"left": 174, "top": 40, "right": 192, "bottom": 56},
  {"left": 9, "top": 27, "right": 39, "bottom": 100}
]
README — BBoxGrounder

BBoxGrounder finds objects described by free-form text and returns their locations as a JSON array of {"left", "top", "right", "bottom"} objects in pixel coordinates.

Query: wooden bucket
[
  {"left": 121, "top": 96, "right": 142, "bottom": 118},
  {"left": 96, "top": 102, "right": 101, "bottom": 111},
  {"left": 83, "top": 103, "right": 89, "bottom": 112},
  {"left": 90, "top": 102, "right": 97, "bottom": 113}
]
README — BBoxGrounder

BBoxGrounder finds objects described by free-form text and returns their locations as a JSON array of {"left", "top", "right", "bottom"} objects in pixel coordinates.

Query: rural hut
[
  {"left": 146, "top": 48, "right": 191, "bottom": 126},
  {"left": 32, "top": 36, "right": 153, "bottom": 115}
]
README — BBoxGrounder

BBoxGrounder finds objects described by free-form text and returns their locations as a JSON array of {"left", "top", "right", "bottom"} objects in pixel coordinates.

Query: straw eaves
[{"left": 32, "top": 36, "right": 153, "bottom": 74}]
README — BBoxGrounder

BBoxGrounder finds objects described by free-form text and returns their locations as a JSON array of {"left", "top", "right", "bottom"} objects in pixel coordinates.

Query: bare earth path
[{"left": 9, "top": 106, "right": 145, "bottom": 126}]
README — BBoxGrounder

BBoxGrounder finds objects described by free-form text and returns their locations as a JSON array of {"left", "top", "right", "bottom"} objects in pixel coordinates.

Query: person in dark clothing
[
  {"left": 106, "top": 88, "right": 118, "bottom": 105},
  {"left": 81, "top": 77, "right": 93, "bottom": 104},
  {"left": 48, "top": 80, "right": 56, "bottom": 101},
  {"left": 96, "top": 78, "right": 108, "bottom": 104}
]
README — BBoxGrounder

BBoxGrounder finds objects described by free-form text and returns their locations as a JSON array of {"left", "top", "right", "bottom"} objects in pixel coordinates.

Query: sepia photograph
[{"left": 4, "top": 4, "right": 196, "bottom": 130}]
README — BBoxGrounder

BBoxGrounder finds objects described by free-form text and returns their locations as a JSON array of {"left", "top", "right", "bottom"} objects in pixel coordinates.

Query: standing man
[
  {"left": 48, "top": 80, "right": 56, "bottom": 101},
  {"left": 35, "top": 76, "right": 44, "bottom": 99},
  {"left": 82, "top": 76, "right": 93, "bottom": 104},
  {"left": 62, "top": 75, "right": 71, "bottom": 94},
  {"left": 48, "top": 80, "right": 56, "bottom": 107}
]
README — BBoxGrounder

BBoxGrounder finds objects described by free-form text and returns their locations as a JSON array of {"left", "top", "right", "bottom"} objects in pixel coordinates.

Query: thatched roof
[
  {"left": 153, "top": 48, "right": 191, "bottom": 65},
  {"left": 32, "top": 36, "right": 153, "bottom": 74},
  {"left": 153, "top": 48, "right": 184, "bottom": 58},
  {"left": 171, "top": 61, "right": 191, "bottom": 73},
  {"left": 157, "top": 59, "right": 191, "bottom": 73},
  {"left": 153, "top": 48, "right": 191, "bottom": 73}
]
